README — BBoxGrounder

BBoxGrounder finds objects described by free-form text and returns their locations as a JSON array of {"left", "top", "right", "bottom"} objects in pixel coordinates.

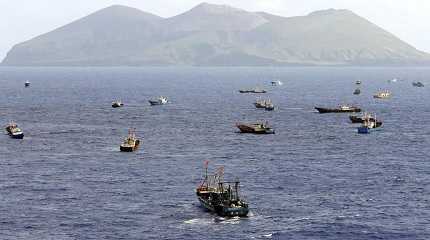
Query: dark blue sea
[{"left": 0, "top": 67, "right": 429, "bottom": 240}]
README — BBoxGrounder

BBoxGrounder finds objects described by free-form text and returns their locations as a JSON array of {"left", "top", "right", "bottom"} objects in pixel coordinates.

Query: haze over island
[{"left": 2, "top": 2, "right": 429, "bottom": 66}]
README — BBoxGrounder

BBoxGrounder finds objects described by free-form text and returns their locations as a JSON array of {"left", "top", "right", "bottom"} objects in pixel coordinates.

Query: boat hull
[
  {"left": 357, "top": 126, "right": 370, "bottom": 134},
  {"left": 120, "top": 140, "right": 140, "bottom": 152},
  {"left": 10, "top": 133, "right": 24, "bottom": 139},
  {"left": 254, "top": 103, "right": 266, "bottom": 108},
  {"left": 236, "top": 124, "right": 274, "bottom": 134},
  {"left": 254, "top": 102, "right": 274, "bottom": 110},
  {"left": 112, "top": 103, "right": 123, "bottom": 108},
  {"left": 373, "top": 96, "right": 390, "bottom": 99},
  {"left": 197, "top": 194, "right": 249, "bottom": 217},
  {"left": 149, "top": 100, "right": 167, "bottom": 106},
  {"left": 265, "top": 106, "right": 275, "bottom": 111},
  {"left": 239, "top": 90, "right": 266, "bottom": 94},
  {"left": 315, "top": 107, "right": 361, "bottom": 113}
]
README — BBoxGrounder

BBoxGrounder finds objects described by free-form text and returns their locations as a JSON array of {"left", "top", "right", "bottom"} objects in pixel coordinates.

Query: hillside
[{"left": 2, "top": 3, "right": 429, "bottom": 66}]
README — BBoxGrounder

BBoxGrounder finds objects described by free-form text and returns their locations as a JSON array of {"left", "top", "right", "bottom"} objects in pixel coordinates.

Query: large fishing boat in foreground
[
  {"left": 196, "top": 161, "right": 249, "bottom": 217},
  {"left": 315, "top": 105, "right": 361, "bottom": 113}
]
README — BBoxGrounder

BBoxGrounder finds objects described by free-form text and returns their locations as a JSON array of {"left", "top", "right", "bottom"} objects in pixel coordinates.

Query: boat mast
[
  {"left": 217, "top": 166, "right": 224, "bottom": 192},
  {"left": 234, "top": 180, "right": 240, "bottom": 201},
  {"left": 202, "top": 160, "right": 209, "bottom": 188},
  {"left": 205, "top": 161, "right": 208, "bottom": 182}
]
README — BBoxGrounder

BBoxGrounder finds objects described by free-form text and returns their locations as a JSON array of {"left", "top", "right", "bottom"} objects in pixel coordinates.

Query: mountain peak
[
  {"left": 103, "top": 4, "right": 135, "bottom": 10},
  {"left": 96, "top": 4, "right": 146, "bottom": 14},
  {"left": 308, "top": 8, "right": 355, "bottom": 17},
  {"left": 190, "top": 2, "right": 244, "bottom": 14},
  {"left": 167, "top": 2, "right": 268, "bottom": 31},
  {"left": 91, "top": 4, "right": 163, "bottom": 21}
]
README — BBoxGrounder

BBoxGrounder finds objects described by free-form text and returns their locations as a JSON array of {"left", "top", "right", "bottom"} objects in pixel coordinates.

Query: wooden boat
[
  {"left": 236, "top": 122, "right": 275, "bottom": 134},
  {"left": 373, "top": 90, "right": 391, "bottom": 99},
  {"left": 196, "top": 161, "right": 249, "bottom": 217},
  {"left": 356, "top": 80, "right": 362, "bottom": 85},
  {"left": 5, "top": 122, "right": 24, "bottom": 139},
  {"left": 315, "top": 105, "right": 361, "bottom": 113},
  {"left": 349, "top": 113, "right": 382, "bottom": 128},
  {"left": 412, "top": 82, "right": 424, "bottom": 87},
  {"left": 120, "top": 129, "right": 140, "bottom": 152},
  {"left": 149, "top": 96, "right": 168, "bottom": 106},
  {"left": 112, "top": 101, "right": 124, "bottom": 108}
]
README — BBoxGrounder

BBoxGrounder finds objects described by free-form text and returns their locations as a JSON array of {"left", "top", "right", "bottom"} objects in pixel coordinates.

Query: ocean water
[{"left": 0, "top": 67, "right": 429, "bottom": 240}]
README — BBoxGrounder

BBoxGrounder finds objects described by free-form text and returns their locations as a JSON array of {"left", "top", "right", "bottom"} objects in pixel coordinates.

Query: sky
[{"left": 0, "top": 0, "right": 429, "bottom": 60}]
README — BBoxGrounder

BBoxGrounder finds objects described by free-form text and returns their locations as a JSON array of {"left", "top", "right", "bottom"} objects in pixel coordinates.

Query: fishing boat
[
  {"left": 264, "top": 102, "right": 275, "bottom": 111},
  {"left": 254, "top": 99, "right": 267, "bottom": 109},
  {"left": 254, "top": 99, "right": 275, "bottom": 111},
  {"left": 373, "top": 90, "right": 391, "bottom": 99},
  {"left": 412, "top": 82, "right": 424, "bottom": 87},
  {"left": 24, "top": 81, "right": 30, "bottom": 87},
  {"left": 356, "top": 80, "right": 362, "bottom": 85},
  {"left": 388, "top": 78, "right": 398, "bottom": 83},
  {"left": 112, "top": 101, "right": 124, "bottom": 108},
  {"left": 239, "top": 87, "right": 267, "bottom": 94},
  {"left": 149, "top": 96, "right": 168, "bottom": 106},
  {"left": 353, "top": 88, "right": 361, "bottom": 95},
  {"left": 349, "top": 113, "right": 382, "bottom": 128},
  {"left": 120, "top": 129, "right": 140, "bottom": 152},
  {"left": 236, "top": 122, "right": 275, "bottom": 134},
  {"left": 315, "top": 105, "right": 361, "bottom": 113},
  {"left": 5, "top": 122, "right": 24, "bottom": 139},
  {"left": 196, "top": 161, "right": 249, "bottom": 217},
  {"left": 357, "top": 117, "right": 380, "bottom": 134},
  {"left": 271, "top": 80, "right": 283, "bottom": 86}
]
